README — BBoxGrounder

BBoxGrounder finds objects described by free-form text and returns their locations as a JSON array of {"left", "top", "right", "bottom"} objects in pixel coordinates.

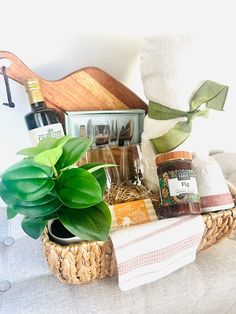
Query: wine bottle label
[{"left": 28, "top": 123, "right": 65, "bottom": 145}]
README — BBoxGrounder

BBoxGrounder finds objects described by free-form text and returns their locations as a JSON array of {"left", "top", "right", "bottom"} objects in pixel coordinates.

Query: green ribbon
[{"left": 148, "top": 80, "right": 229, "bottom": 154}]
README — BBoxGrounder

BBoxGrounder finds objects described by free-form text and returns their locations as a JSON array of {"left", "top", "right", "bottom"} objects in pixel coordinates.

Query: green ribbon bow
[{"left": 148, "top": 80, "right": 229, "bottom": 154}]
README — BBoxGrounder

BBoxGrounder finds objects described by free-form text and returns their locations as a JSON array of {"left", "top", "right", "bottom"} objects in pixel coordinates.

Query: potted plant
[{"left": 0, "top": 135, "right": 112, "bottom": 243}]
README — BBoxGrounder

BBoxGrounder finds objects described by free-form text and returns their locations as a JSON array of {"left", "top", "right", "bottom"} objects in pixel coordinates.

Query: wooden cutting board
[{"left": 0, "top": 51, "right": 147, "bottom": 122}]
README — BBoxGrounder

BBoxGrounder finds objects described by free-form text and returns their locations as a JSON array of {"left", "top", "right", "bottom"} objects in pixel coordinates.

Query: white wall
[{"left": 0, "top": 0, "right": 236, "bottom": 174}]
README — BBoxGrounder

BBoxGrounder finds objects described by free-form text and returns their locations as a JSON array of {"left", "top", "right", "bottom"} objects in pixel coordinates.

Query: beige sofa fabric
[{"left": 1, "top": 206, "right": 236, "bottom": 314}]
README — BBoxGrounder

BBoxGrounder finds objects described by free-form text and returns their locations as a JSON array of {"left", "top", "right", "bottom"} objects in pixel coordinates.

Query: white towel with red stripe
[{"left": 110, "top": 215, "right": 205, "bottom": 291}]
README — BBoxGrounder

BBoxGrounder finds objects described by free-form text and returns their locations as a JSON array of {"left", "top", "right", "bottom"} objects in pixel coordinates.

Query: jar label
[
  {"left": 159, "top": 170, "right": 200, "bottom": 206},
  {"left": 28, "top": 123, "right": 65, "bottom": 146}
]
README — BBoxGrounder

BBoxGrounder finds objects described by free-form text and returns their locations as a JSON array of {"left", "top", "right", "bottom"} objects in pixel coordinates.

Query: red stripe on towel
[
  {"left": 119, "top": 251, "right": 194, "bottom": 284},
  {"left": 118, "top": 233, "right": 202, "bottom": 275},
  {"left": 115, "top": 216, "right": 195, "bottom": 251}
]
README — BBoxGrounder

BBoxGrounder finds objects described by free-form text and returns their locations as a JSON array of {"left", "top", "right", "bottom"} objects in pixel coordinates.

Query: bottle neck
[
  {"left": 27, "top": 89, "right": 46, "bottom": 110},
  {"left": 31, "top": 101, "right": 46, "bottom": 111}
]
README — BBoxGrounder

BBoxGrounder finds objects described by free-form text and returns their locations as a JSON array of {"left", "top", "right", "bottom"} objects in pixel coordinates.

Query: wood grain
[{"left": 0, "top": 51, "right": 148, "bottom": 123}]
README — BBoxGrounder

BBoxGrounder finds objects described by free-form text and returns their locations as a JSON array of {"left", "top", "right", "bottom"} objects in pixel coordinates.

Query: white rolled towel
[{"left": 140, "top": 34, "right": 228, "bottom": 192}]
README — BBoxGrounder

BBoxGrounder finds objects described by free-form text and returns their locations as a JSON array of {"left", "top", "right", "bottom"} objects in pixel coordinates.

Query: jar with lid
[{"left": 156, "top": 151, "right": 201, "bottom": 218}]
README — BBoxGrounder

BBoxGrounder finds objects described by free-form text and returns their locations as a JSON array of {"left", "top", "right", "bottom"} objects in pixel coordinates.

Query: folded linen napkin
[{"left": 110, "top": 215, "right": 205, "bottom": 291}]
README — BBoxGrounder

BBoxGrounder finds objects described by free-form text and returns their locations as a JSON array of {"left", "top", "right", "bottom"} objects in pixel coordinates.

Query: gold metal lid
[
  {"left": 24, "top": 78, "right": 41, "bottom": 92},
  {"left": 24, "top": 78, "right": 44, "bottom": 104},
  {"left": 155, "top": 151, "right": 192, "bottom": 166}
]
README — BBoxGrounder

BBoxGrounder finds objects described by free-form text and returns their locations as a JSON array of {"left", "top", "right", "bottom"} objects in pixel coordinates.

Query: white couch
[{"left": 1, "top": 153, "right": 236, "bottom": 314}]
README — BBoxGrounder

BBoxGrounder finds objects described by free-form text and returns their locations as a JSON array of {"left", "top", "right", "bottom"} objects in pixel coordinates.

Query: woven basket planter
[{"left": 42, "top": 207, "right": 236, "bottom": 285}]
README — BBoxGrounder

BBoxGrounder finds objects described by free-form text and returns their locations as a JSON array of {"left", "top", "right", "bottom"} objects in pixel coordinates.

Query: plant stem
[{"left": 52, "top": 166, "right": 59, "bottom": 178}]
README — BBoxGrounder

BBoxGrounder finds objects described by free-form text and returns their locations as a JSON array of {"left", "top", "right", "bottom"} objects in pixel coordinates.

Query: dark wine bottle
[{"left": 24, "top": 78, "right": 64, "bottom": 145}]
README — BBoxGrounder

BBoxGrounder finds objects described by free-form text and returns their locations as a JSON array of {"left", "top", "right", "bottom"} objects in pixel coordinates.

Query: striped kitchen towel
[{"left": 110, "top": 215, "right": 205, "bottom": 291}]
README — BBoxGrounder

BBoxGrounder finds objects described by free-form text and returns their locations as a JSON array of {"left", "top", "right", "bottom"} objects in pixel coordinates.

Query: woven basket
[{"left": 42, "top": 207, "right": 236, "bottom": 285}]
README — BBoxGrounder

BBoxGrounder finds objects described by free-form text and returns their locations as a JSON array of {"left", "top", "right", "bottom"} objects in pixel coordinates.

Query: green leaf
[
  {"left": 58, "top": 201, "right": 111, "bottom": 241},
  {"left": 17, "top": 147, "right": 44, "bottom": 158},
  {"left": 6, "top": 206, "right": 18, "bottom": 219},
  {"left": 17, "top": 138, "right": 57, "bottom": 157},
  {"left": 2, "top": 159, "right": 54, "bottom": 201},
  {"left": 79, "top": 163, "right": 108, "bottom": 194},
  {"left": 56, "top": 168, "right": 103, "bottom": 208},
  {"left": 148, "top": 101, "right": 187, "bottom": 120},
  {"left": 150, "top": 120, "right": 192, "bottom": 154},
  {"left": 3, "top": 187, "right": 62, "bottom": 217},
  {"left": 92, "top": 169, "right": 107, "bottom": 194},
  {"left": 51, "top": 135, "right": 71, "bottom": 148},
  {"left": 87, "top": 164, "right": 116, "bottom": 173},
  {"left": 21, "top": 215, "right": 52, "bottom": 239},
  {"left": 0, "top": 181, "right": 6, "bottom": 198},
  {"left": 37, "top": 137, "right": 58, "bottom": 150},
  {"left": 13, "top": 198, "right": 62, "bottom": 217},
  {"left": 56, "top": 137, "right": 92, "bottom": 170},
  {"left": 0, "top": 182, "right": 57, "bottom": 208},
  {"left": 190, "top": 80, "right": 228, "bottom": 111},
  {"left": 34, "top": 146, "right": 62, "bottom": 167},
  {"left": 17, "top": 136, "right": 71, "bottom": 158}
]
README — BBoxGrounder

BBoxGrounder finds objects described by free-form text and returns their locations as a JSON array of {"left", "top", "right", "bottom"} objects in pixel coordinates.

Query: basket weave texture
[{"left": 42, "top": 207, "right": 236, "bottom": 285}]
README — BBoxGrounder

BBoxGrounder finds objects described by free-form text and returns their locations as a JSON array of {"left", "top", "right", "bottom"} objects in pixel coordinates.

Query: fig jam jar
[{"left": 156, "top": 151, "right": 201, "bottom": 218}]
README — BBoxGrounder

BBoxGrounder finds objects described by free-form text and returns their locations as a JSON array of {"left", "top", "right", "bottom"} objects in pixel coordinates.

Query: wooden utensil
[{"left": 0, "top": 51, "right": 148, "bottom": 124}]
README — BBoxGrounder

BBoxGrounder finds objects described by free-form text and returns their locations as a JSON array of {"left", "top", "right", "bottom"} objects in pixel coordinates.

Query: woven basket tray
[{"left": 42, "top": 207, "right": 236, "bottom": 285}]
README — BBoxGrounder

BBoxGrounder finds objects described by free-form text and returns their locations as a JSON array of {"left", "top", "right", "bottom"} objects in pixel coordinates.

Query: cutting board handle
[
  {"left": 0, "top": 50, "right": 147, "bottom": 117},
  {"left": 0, "top": 51, "right": 39, "bottom": 84}
]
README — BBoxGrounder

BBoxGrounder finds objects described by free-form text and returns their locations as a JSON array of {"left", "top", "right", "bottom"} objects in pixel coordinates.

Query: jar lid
[{"left": 155, "top": 151, "right": 192, "bottom": 165}]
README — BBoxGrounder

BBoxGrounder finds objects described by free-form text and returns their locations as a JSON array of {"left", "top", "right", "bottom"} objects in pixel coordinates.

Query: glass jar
[{"left": 156, "top": 151, "right": 201, "bottom": 218}]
